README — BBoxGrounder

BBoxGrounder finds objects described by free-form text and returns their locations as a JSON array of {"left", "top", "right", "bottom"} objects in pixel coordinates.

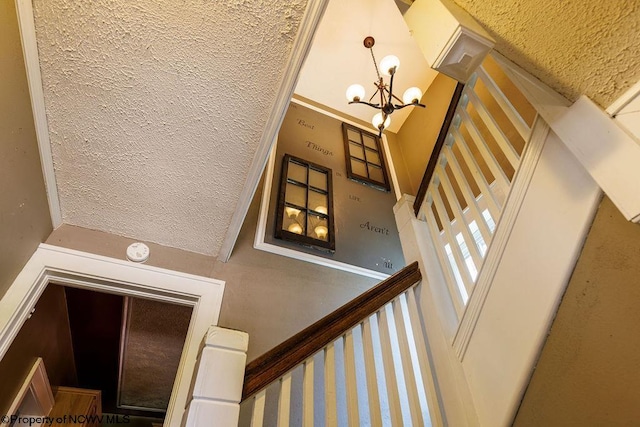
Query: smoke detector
[{"left": 126, "top": 242, "right": 150, "bottom": 263}]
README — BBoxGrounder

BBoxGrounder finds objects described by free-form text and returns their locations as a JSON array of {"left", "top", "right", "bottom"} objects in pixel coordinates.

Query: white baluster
[
  {"left": 458, "top": 107, "right": 511, "bottom": 194},
  {"left": 404, "top": 287, "right": 441, "bottom": 426},
  {"left": 324, "top": 343, "right": 338, "bottom": 426},
  {"left": 436, "top": 164, "right": 484, "bottom": 269},
  {"left": 451, "top": 127, "right": 502, "bottom": 219},
  {"left": 423, "top": 196, "right": 467, "bottom": 315},
  {"left": 442, "top": 145, "right": 493, "bottom": 245},
  {"left": 344, "top": 330, "right": 360, "bottom": 426},
  {"left": 392, "top": 297, "right": 424, "bottom": 426},
  {"left": 362, "top": 316, "right": 383, "bottom": 426},
  {"left": 377, "top": 305, "right": 404, "bottom": 425},
  {"left": 429, "top": 188, "right": 475, "bottom": 297},
  {"left": 303, "top": 357, "right": 315, "bottom": 427},
  {"left": 476, "top": 65, "right": 531, "bottom": 143},
  {"left": 250, "top": 389, "right": 266, "bottom": 427},
  {"left": 277, "top": 372, "right": 292, "bottom": 427}
]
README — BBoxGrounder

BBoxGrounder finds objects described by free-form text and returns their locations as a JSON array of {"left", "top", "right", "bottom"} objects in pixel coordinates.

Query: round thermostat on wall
[{"left": 126, "top": 242, "right": 150, "bottom": 263}]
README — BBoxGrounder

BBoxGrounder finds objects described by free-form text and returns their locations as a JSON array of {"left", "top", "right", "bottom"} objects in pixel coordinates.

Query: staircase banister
[
  {"left": 413, "top": 82, "right": 465, "bottom": 216},
  {"left": 242, "top": 261, "right": 421, "bottom": 400}
]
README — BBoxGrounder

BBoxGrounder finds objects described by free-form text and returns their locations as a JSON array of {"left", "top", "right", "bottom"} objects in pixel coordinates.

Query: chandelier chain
[{"left": 369, "top": 48, "right": 381, "bottom": 81}]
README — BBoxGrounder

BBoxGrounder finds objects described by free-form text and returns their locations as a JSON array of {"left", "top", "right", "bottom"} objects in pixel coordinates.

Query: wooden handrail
[
  {"left": 242, "top": 261, "right": 422, "bottom": 400},
  {"left": 413, "top": 82, "right": 465, "bottom": 216}
]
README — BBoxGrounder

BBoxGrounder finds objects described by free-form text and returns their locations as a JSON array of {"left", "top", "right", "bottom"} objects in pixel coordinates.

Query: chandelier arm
[
  {"left": 379, "top": 79, "right": 387, "bottom": 110},
  {"left": 384, "top": 86, "right": 404, "bottom": 104},
  {"left": 393, "top": 102, "right": 426, "bottom": 111},
  {"left": 368, "top": 84, "right": 381, "bottom": 103},
  {"left": 390, "top": 91, "right": 404, "bottom": 104},
  {"left": 388, "top": 71, "right": 396, "bottom": 104},
  {"left": 348, "top": 100, "right": 382, "bottom": 109}
]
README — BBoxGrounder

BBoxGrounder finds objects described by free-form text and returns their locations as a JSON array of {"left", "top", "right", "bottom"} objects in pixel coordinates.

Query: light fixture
[{"left": 346, "top": 36, "right": 425, "bottom": 136}]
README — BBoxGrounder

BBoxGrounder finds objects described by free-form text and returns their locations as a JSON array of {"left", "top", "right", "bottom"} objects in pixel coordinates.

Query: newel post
[{"left": 182, "top": 326, "right": 249, "bottom": 427}]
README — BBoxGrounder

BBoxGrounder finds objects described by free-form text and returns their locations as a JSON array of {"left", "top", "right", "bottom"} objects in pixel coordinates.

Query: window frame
[
  {"left": 275, "top": 154, "right": 335, "bottom": 252},
  {"left": 342, "top": 122, "right": 391, "bottom": 192}
]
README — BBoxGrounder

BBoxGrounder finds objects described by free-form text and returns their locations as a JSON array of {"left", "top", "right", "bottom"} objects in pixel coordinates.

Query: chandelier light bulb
[
  {"left": 379, "top": 55, "right": 400, "bottom": 76},
  {"left": 346, "top": 84, "right": 366, "bottom": 102},
  {"left": 372, "top": 112, "right": 391, "bottom": 130},
  {"left": 402, "top": 87, "right": 423, "bottom": 105}
]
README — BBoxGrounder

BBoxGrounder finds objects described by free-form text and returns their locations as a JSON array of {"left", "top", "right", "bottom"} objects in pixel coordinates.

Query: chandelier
[{"left": 346, "top": 36, "right": 425, "bottom": 136}]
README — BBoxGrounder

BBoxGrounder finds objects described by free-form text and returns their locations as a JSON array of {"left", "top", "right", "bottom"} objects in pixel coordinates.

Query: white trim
[
  {"left": 493, "top": 52, "right": 640, "bottom": 224},
  {"left": 460, "top": 131, "right": 601, "bottom": 426},
  {"left": 252, "top": 98, "right": 396, "bottom": 281},
  {"left": 382, "top": 133, "right": 403, "bottom": 200},
  {"left": 491, "top": 52, "right": 572, "bottom": 118},
  {"left": 14, "top": 0, "right": 62, "bottom": 228},
  {"left": 453, "top": 117, "right": 548, "bottom": 358},
  {"left": 255, "top": 239, "right": 389, "bottom": 281},
  {"left": 217, "top": 0, "right": 329, "bottom": 263},
  {"left": 606, "top": 80, "right": 640, "bottom": 116},
  {"left": 0, "top": 244, "right": 225, "bottom": 427},
  {"left": 552, "top": 96, "right": 640, "bottom": 223}
]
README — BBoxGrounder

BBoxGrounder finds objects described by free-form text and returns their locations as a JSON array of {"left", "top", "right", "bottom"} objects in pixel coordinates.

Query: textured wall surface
[
  {"left": 33, "top": 0, "right": 307, "bottom": 255},
  {"left": 0, "top": 0, "right": 52, "bottom": 298},
  {"left": 514, "top": 196, "right": 640, "bottom": 425},
  {"left": 453, "top": 0, "right": 640, "bottom": 107}
]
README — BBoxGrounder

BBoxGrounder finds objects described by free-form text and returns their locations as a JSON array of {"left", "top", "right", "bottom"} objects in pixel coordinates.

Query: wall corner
[{"left": 182, "top": 326, "right": 249, "bottom": 427}]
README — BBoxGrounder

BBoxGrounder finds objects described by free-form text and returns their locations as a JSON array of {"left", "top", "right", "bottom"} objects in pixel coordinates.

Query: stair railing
[
  {"left": 413, "top": 54, "right": 538, "bottom": 317},
  {"left": 240, "top": 262, "right": 437, "bottom": 426}
]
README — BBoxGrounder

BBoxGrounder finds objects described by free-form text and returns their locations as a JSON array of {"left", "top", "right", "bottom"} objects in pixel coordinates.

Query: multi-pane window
[
  {"left": 275, "top": 154, "right": 335, "bottom": 252},
  {"left": 342, "top": 123, "right": 390, "bottom": 192}
]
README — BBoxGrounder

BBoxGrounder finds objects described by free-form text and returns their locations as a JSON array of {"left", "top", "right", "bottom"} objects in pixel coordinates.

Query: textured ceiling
[
  {"left": 34, "top": 0, "right": 637, "bottom": 257},
  {"left": 295, "top": 0, "right": 437, "bottom": 133},
  {"left": 33, "top": 0, "right": 307, "bottom": 256},
  {"left": 452, "top": 0, "right": 640, "bottom": 107}
]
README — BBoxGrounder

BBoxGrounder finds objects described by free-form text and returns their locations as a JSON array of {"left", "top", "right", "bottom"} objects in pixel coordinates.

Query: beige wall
[
  {"left": 0, "top": 0, "right": 52, "bottom": 298},
  {"left": 384, "top": 130, "right": 413, "bottom": 196},
  {"left": 453, "top": 0, "right": 640, "bottom": 107},
  {"left": 47, "top": 179, "right": 377, "bottom": 362},
  {"left": 395, "top": 73, "right": 458, "bottom": 195},
  {"left": 514, "top": 196, "right": 640, "bottom": 425},
  {"left": 293, "top": 93, "right": 414, "bottom": 196}
]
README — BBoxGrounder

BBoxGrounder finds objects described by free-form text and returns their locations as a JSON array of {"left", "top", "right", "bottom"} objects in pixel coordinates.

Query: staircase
[
  {"left": 239, "top": 262, "right": 429, "bottom": 426},
  {"left": 226, "top": 53, "right": 600, "bottom": 427}
]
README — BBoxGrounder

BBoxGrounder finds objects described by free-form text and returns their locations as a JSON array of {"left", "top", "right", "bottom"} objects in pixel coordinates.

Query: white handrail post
[{"left": 182, "top": 326, "right": 249, "bottom": 427}]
